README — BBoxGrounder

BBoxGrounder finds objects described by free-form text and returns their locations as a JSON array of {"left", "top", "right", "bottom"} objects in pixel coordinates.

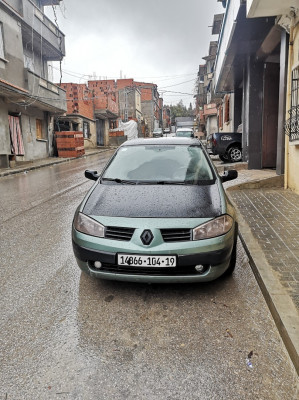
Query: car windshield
[
  {"left": 102, "top": 144, "right": 215, "bottom": 184},
  {"left": 176, "top": 130, "right": 193, "bottom": 137}
]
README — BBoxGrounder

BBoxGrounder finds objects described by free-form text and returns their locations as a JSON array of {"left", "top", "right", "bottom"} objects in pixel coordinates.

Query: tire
[
  {"left": 222, "top": 223, "right": 238, "bottom": 277},
  {"left": 228, "top": 146, "right": 242, "bottom": 163},
  {"left": 219, "top": 154, "right": 229, "bottom": 162}
]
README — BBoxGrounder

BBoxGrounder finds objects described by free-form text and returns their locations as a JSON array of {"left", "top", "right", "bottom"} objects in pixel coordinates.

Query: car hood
[{"left": 83, "top": 183, "right": 223, "bottom": 218}]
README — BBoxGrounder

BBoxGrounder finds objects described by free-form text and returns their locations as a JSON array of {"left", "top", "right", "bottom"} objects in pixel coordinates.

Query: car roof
[{"left": 120, "top": 137, "right": 202, "bottom": 146}]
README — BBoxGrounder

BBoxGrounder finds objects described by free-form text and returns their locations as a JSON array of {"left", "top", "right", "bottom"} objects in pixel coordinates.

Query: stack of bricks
[
  {"left": 109, "top": 130, "right": 124, "bottom": 137},
  {"left": 55, "top": 131, "right": 85, "bottom": 158}
]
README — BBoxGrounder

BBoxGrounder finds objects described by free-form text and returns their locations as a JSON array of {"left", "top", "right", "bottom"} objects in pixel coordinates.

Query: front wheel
[
  {"left": 228, "top": 146, "right": 242, "bottom": 162},
  {"left": 222, "top": 223, "right": 238, "bottom": 277},
  {"left": 222, "top": 239, "right": 237, "bottom": 277},
  {"left": 219, "top": 154, "right": 229, "bottom": 162}
]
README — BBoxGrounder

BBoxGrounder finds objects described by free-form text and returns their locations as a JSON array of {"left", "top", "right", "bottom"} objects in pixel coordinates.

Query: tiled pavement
[
  {"left": 229, "top": 188, "right": 299, "bottom": 309},
  {"left": 223, "top": 171, "right": 299, "bottom": 374}
]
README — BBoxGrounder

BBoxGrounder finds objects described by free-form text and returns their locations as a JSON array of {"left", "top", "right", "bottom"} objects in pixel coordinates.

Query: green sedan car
[{"left": 72, "top": 137, "right": 238, "bottom": 283}]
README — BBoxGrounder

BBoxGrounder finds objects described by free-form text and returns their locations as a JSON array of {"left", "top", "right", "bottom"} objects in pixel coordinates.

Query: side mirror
[
  {"left": 221, "top": 169, "right": 238, "bottom": 182},
  {"left": 85, "top": 170, "right": 100, "bottom": 181}
]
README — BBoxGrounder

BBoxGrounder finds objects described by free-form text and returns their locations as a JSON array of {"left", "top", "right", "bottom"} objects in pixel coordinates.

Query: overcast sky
[{"left": 46, "top": 0, "right": 225, "bottom": 107}]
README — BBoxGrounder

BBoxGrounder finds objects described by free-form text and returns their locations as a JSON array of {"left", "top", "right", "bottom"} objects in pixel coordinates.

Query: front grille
[
  {"left": 105, "top": 226, "right": 135, "bottom": 241},
  {"left": 160, "top": 228, "right": 192, "bottom": 242}
]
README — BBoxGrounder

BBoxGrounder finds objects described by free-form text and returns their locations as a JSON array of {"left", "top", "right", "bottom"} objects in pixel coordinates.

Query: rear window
[{"left": 176, "top": 130, "right": 193, "bottom": 137}]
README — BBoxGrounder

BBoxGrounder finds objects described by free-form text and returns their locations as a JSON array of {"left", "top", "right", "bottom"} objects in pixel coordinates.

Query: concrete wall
[
  {"left": 206, "top": 115, "right": 218, "bottom": 136},
  {"left": 0, "top": 10, "right": 25, "bottom": 88},
  {"left": 141, "top": 100, "right": 155, "bottom": 132},
  {"left": 0, "top": 99, "right": 10, "bottom": 154},
  {"left": 0, "top": 102, "right": 49, "bottom": 160},
  {"left": 242, "top": 55, "right": 264, "bottom": 169}
]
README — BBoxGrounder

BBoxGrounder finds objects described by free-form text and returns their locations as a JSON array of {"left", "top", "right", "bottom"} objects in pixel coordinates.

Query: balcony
[
  {"left": 22, "top": 0, "right": 65, "bottom": 60},
  {"left": 247, "top": 0, "right": 297, "bottom": 18},
  {"left": 214, "top": 0, "right": 243, "bottom": 92},
  {"left": 25, "top": 69, "right": 66, "bottom": 112},
  {"left": 214, "top": 0, "right": 276, "bottom": 93}
]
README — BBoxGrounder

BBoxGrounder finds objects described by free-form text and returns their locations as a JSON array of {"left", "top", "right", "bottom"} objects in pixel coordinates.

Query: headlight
[
  {"left": 193, "top": 215, "right": 233, "bottom": 240},
  {"left": 73, "top": 212, "right": 105, "bottom": 237}
]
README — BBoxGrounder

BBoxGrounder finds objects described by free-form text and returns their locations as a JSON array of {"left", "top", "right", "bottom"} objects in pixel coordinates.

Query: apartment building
[{"left": 0, "top": 0, "right": 66, "bottom": 167}]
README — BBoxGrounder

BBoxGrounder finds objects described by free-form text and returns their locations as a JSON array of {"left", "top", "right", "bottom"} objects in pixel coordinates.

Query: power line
[
  {"left": 159, "top": 78, "right": 196, "bottom": 89},
  {"left": 161, "top": 90, "right": 194, "bottom": 96},
  {"left": 51, "top": 65, "right": 197, "bottom": 82}
]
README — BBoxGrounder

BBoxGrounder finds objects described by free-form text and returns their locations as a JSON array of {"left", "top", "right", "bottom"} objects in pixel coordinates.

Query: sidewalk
[
  {"left": 222, "top": 167, "right": 299, "bottom": 375},
  {"left": 0, "top": 147, "right": 115, "bottom": 178},
  {"left": 1, "top": 151, "right": 298, "bottom": 374}
]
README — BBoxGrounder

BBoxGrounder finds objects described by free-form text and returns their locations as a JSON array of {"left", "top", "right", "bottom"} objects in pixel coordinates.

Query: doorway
[
  {"left": 96, "top": 119, "right": 105, "bottom": 146},
  {"left": 262, "top": 63, "right": 279, "bottom": 168}
]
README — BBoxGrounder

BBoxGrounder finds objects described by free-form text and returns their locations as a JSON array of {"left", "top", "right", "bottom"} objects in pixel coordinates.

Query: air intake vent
[
  {"left": 160, "top": 228, "right": 191, "bottom": 242},
  {"left": 105, "top": 226, "right": 135, "bottom": 241}
]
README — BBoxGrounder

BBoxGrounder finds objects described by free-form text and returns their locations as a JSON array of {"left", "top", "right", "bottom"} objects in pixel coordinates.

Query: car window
[
  {"left": 176, "top": 131, "right": 193, "bottom": 137},
  {"left": 102, "top": 145, "right": 214, "bottom": 184}
]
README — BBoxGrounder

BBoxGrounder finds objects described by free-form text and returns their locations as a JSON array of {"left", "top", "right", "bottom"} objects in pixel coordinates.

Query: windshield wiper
[
  {"left": 156, "top": 181, "right": 186, "bottom": 185},
  {"left": 101, "top": 178, "right": 137, "bottom": 185},
  {"left": 135, "top": 180, "right": 186, "bottom": 185}
]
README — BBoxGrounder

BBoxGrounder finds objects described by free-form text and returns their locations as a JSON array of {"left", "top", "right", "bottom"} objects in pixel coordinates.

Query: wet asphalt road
[{"left": 0, "top": 152, "right": 298, "bottom": 400}]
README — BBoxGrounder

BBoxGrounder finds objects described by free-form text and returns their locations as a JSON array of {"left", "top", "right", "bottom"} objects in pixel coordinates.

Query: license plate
[{"left": 117, "top": 254, "right": 176, "bottom": 267}]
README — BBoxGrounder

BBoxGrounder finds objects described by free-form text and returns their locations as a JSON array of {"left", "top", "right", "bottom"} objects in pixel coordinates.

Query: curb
[
  {"left": 0, "top": 148, "right": 115, "bottom": 178},
  {"left": 226, "top": 179, "right": 299, "bottom": 375}
]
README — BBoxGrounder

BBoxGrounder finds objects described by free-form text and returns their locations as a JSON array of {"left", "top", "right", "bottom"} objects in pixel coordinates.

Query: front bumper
[{"left": 72, "top": 238, "right": 234, "bottom": 283}]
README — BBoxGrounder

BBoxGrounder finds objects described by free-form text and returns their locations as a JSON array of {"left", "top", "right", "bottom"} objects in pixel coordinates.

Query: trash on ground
[
  {"left": 246, "top": 350, "right": 254, "bottom": 369},
  {"left": 226, "top": 328, "right": 233, "bottom": 338}
]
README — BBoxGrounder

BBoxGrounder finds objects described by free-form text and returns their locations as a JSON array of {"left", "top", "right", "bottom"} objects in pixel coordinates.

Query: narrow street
[{"left": 0, "top": 152, "right": 298, "bottom": 399}]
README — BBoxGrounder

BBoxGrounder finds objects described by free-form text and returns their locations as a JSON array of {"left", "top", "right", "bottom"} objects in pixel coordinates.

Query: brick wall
[
  {"left": 135, "top": 82, "right": 157, "bottom": 102},
  {"left": 116, "top": 79, "right": 134, "bottom": 90},
  {"left": 60, "top": 83, "right": 94, "bottom": 120},
  {"left": 88, "top": 80, "right": 118, "bottom": 114}
]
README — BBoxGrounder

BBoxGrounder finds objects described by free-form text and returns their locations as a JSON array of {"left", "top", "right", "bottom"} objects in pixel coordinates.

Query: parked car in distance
[
  {"left": 208, "top": 132, "right": 242, "bottom": 162},
  {"left": 72, "top": 137, "right": 239, "bottom": 284},
  {"left": 153, "top": 128, "right": 163, "bottom": 137},
  {"left": 175, "top": 128, "right": 194, "bottom": 138},
  {"left": 163, "top": 128, "right": 170, "bottom": 136}
]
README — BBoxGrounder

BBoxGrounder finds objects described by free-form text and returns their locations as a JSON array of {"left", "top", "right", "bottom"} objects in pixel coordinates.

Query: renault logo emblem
[{"left": 140, "top": 230, "right": 154, "bottom": 245}]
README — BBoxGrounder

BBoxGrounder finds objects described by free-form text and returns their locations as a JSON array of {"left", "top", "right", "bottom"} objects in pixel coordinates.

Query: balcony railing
[
  {"left": 285, "top": 66, "right": 299, "bottom": 142},
  {"left": 22, "top": 0, "right": 65, "bottom": 60},
  {"left": 25, "top": 69, "right": 66, "bottom": 112}
]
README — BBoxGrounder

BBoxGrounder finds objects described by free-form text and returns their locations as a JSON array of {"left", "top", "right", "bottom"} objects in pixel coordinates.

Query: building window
[
  {"left": 0, "top": 23, "right": 5, "bottom": 60},
  {"left": 285, "top": 66, "right": 299, "bottom": 141},
  {"left": 83, "top": 121, "right": 90, "bottom": 138},
  {"left": 36, "top": 119, "right": 43, "bottom": 139}
]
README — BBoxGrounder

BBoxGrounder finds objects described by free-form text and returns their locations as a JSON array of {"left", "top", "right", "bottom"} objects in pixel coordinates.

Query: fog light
[
  {"left": 195, "top": 265, "right": 204, "bottom": 273},
  {"left": 94, "top": 261, "right": 102, "bottom": 269}
]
